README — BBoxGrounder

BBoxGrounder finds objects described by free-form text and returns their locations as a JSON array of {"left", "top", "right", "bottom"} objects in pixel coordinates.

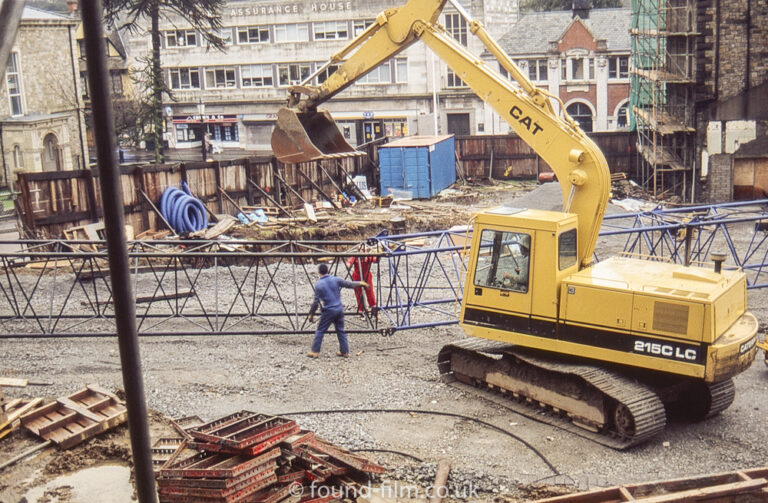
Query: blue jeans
[{"left": 311, "top": 308, "right": 349, "bottom": 354}]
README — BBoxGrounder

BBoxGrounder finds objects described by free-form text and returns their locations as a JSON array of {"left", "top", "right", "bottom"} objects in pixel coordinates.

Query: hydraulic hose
[
  {"left": 278, "top": 408, "right": 559, "bottom": 475},
  {"left": 160, "top": 182, "right": 208, "bottom": 234}
]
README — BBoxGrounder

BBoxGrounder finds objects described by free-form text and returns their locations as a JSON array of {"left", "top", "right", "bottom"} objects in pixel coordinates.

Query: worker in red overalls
[{"left": 346, "top": 247, "right": 377, "bottom": 315}]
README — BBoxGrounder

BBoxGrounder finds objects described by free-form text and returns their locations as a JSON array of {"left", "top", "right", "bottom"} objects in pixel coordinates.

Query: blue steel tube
[{"left": 80, "top": 2, "right": 157, "bottom": 502}]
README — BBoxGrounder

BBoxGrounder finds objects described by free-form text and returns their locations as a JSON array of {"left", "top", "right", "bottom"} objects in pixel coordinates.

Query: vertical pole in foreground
[{"left": 80, "top": 2, "right": 157, "bottom": 502}]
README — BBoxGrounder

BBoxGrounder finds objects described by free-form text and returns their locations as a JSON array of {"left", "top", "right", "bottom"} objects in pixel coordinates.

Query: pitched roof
[
  {"left": 498, "top": 8, "right": 631, "bottom": 55},
  {"left": 22, "top": 6, "right": 71, "bottom": 21}
]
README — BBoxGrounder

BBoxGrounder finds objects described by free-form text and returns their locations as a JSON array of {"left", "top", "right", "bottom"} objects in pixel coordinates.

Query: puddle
[{"left": 24, "top": 464, "right": 135, "bottom": 503}]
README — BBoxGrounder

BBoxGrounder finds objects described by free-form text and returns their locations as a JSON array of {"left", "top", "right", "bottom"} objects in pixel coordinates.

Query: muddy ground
[{"left": 1, "top": 181, "right": 767, "bottom": 502}]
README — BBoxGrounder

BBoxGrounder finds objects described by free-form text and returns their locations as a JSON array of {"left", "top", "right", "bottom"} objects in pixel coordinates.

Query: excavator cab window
[
  {"left": 473, "top": 230, "right": 531, "bottom": 293},
  {"left": 558, "top": 229, "right": 577, "bottom": 270}
]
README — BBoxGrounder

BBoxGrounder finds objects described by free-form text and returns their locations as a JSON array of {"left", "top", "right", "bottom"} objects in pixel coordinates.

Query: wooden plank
[
  {"left": 0, "top": 398, "right": 43, "bottom": 430},
  {"left": 57, "top": 397, "right": 104, "bottom": 422},
  {"left": 0, "top": 378, "right": 28, "bottom": 387},
  {"left": 638, "top": 479, "right": 766, "bottom": 502}
]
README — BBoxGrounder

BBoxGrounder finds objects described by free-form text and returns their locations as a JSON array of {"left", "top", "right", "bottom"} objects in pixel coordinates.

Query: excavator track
[{"left": 438, "top": 339, "right": 667, "bottom": 450}]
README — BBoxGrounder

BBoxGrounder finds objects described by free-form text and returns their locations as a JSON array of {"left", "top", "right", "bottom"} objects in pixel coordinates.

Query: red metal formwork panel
[
  {"left": 158, "top": 465, "right": 277, "bottom": 501},
  {"left": 160, "top": 444, "right": 281, "bottom": 479},
  {"left": 292, "top": 447, "right": 348, "bottom": 477},
  {"left": 188, "top": 425, "right": 297, "bottom": 456},
  {"left": 158, "top": 461, "right": 277, "bottom": 491},
  {"left": 152, "top": 438, "right": 186, "bottom": 472},
  {"left": 245, "top": 483, "right": 293, "bottom": 503},
  {"left": 307, "top": 438, "right": 385, "bottom": 474},
  {"left": 188, "top": 412, "right": 298, "bottom": 450},
  {"left": 279, "top": 430, "right": 314, "bottom": 449}
]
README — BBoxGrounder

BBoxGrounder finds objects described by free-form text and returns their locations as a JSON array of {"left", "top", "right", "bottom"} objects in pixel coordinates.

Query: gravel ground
[{"left": 1, "top": 183, "right": 767, "bottom": 502}]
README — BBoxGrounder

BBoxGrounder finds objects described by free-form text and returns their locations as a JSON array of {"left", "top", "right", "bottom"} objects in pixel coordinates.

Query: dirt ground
[{"left": 1, "top": 181, "right": 767, "bottom": 503}]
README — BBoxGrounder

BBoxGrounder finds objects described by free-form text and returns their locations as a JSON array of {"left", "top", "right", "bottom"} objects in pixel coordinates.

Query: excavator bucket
[{"left": 271, "top": 107, "right": 357, "bottom": 164}]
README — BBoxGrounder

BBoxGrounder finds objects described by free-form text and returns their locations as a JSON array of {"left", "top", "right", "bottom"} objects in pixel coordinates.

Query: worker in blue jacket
[{"left": 307, "top": 263, "right": 368, "bottom": 358}]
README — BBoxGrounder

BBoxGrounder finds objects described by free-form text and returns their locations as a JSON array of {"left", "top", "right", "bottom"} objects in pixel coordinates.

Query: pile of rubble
[{"left": 156, "top": 411, "right": 384, "bottom": 503}]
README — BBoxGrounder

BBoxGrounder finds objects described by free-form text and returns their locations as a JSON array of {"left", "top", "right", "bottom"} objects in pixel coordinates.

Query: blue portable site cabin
[{"left": 378, "top": 135, "right": 456, "bottom": 199}]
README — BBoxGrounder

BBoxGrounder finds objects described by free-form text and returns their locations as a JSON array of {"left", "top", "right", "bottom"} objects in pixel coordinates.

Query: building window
[
  {"left": 446, "top": 69, "right": 466, "bottom": 88},
  {"left": 566, "top": 102, "right": 593, "bottom": 132},
  {"left": 524, "top": 59, "right": 548, "bottom": 82},
  {"left": 237, "top": 26, "right": 269, "bottom": 44},
  {"left": 6, "top": 53, "right": 23, "bottom": 116},
  {"left": 241, "top": 64, "right": 273, "bottom": 87},
  {"left": 565, "top": 57, "right": 594, "bottom": 81},
  {"left": 13, "top": 145, "right": 23, "bottom": 169},
  {"left": 205, "top": 67, "right": 236, "bottom": 88},
  {"left": 278, "top": 63, "right": 311, "bottom": 86},
  {"left": 169, "top": 68, "right": 200, "bottom": 90},
  {"left": 313, "top": 21, "right": 348, "bottom": 40},
  {"left": 383, "top": 119, "right": 407, "bottom": 138},
  {"left": 445, "top": 13, "right": 467, "bottom": 46},
  {"left": 571, "top": 58, "right": 584, "bottom": 80},
  {"left": 110, "top": 71, "right": 123, "bottom": 95},
  {"left": 274, "top": 23, "right": 309, "bottom": 43},
  {"left": 445, "top": 13, "right": 467, "bottom": 88},
  {"left": 80, "top": 73, "right": 89, "bottom": 99},
  {"left": 395, "top": 58, "right": 408, "bottom": 83},
  {"left": 316, "top": 64, "right": 340, "bottom": 84},
  {"left": 352, "top": 19, "right": 374, "bottom": 36},
  {"left": 609, "top": 55, "right": 629, "bottom": 79},
  {"left": 616, "top": 102, "right": 629, "bottom": 128},
  {"left": 166, "top": 29, "right": 197, "bottom": 47},
  {"left": 358, "top": 61, "right": 391, "bottom": 84}
]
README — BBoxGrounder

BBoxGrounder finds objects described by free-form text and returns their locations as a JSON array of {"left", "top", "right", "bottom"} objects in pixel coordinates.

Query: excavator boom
[{"left": 271, "top": 0, "right": 609, "bottom": 267}]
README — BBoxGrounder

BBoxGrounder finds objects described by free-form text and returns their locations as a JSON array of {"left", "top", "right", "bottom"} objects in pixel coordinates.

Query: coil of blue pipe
[{"left": 160, "top": 182, "right": 208, "bottom": 234}]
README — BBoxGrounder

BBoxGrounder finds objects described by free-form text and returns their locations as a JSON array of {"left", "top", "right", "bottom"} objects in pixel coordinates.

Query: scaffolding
[{"left": 631, "top": 0, "right": 698, "bottom": 201}]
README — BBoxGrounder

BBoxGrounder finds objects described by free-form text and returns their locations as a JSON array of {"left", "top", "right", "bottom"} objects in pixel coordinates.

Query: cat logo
[{"left": 509, "top": 106, "right": 544, "bottom": 136}]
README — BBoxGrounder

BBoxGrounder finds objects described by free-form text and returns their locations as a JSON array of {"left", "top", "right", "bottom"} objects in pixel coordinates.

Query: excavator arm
[{"left": 271, "top": 0, "right": 610, "bottom": 267}]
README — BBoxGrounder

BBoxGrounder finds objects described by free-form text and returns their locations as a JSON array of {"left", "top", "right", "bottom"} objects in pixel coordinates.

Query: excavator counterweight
[{"left": 271, "top": 108, "right": 357, "bottom": 164}]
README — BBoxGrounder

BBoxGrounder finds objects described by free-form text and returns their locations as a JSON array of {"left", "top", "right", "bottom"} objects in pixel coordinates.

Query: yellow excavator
[{"left": 271, "top": 0, "right": 759, "bottom": 448}]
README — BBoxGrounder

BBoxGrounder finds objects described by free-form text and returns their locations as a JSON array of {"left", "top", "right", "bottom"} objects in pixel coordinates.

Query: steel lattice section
[{"left": 0, "top": 199, "right": 765, "bottom": 338}]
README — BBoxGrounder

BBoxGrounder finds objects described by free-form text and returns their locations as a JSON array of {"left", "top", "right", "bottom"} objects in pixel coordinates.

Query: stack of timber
[
  {"left": 0, "top": 377, "right": 44, "bottom": 442},
  {"left": 157, "top": 410, "right": 384, "bottom": 503},
  {"left": 536, "top": 467, "right": 768, "bottom": 502}
]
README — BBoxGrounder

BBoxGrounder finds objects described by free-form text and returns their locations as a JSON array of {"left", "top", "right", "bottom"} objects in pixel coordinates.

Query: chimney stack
[
  {"left": 572, "top": 0, "right": 591, "bottom": 18},
  {"left": 67, "top": 0, "right": 78, "bottom": 15}
]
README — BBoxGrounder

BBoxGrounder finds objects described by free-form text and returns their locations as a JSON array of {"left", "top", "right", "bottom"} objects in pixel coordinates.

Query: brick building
[
  {"left": 497, "top": 5, "right": 631, "bottom": 133},
  {"left": 631, "top": 0, "right": 768, "bottom": 202},
  {"left": 0, "top": 7, "right": 87, "bottom": 185},
  {"left": 697, "top": 0, "right": 768, "bottom": 201}
]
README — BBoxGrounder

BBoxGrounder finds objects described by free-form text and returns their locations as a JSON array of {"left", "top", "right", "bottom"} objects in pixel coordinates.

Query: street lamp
[{"left": 197, "top": 99, "right": 207, "bottom": 161}]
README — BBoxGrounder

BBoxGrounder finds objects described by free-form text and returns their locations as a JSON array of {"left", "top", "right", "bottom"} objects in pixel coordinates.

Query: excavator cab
[{"left": 271, "top": 107, "right": 357, "bottom": 164}]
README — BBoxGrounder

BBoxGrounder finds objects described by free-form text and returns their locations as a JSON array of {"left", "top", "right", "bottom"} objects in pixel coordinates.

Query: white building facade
[{"left": 119, "top": 0, "right": 521, "bottom": 154}]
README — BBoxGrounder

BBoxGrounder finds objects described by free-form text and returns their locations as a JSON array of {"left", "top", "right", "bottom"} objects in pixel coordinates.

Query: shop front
[{"left": 171, "top": 114, "right": 241, "bottom": 151}]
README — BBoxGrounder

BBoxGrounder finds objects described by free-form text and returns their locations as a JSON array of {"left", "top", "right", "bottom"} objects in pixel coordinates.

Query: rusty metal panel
[
  {"left": 306, "top": 438, "right": 385, "bottom": 474},
  {"left": 188, "top": 412, "right": 298, "bottom": 451},
  {"left": 159, "top": 444, "right": 281, "bottom": 479}
]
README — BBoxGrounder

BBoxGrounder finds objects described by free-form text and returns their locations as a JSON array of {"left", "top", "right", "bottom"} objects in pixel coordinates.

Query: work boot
[
  {"left": 336, "top": 351, "right": 349, "bottom": 358},
  {"left": 306, "top": 351, "right": 319, "bottom": 358}
]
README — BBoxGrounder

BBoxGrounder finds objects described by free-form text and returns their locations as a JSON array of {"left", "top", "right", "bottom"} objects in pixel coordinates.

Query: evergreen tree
[
  {"left": 521, "top": 0, "right": 622, "bottom": 12},
  {"left": 103, "top": 0, "right": 226, "bottom": 162}
]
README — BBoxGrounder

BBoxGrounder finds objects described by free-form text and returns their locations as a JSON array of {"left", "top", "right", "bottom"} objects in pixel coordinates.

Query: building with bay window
[
  {"left": 497, "top": 4, "right": 632, "bottom": 132},
  {"left": 0, "top": 7, "right": 88, "bottom": 185}
]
